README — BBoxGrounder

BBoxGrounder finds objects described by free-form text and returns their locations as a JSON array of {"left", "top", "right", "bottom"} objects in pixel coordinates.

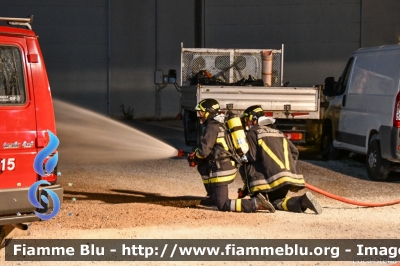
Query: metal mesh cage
[
  {"left": 181, "top": 47, "right": 282, "bottom": 86},
  {"left": 271, "top": 52, "right": 281, "bottom": 87}
]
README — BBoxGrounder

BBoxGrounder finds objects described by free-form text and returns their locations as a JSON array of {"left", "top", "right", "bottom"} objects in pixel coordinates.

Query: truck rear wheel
[
  {"left": 196, "top": 120, "right": 204, "bottom": 146},
  {"left": 183, "top": 109, "right": 199, "bottom": 146},
  {"left": 320, "top": 123, "right": 341, "bottom": 160},
  {"left": 366, "top": 139, "right": 390, "bottom": 181}
]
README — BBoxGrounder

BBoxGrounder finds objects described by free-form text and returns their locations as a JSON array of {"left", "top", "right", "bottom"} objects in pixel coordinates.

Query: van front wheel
[
  {"left": 0, "top": 226, "right": 5, "bottom": 249},
  {"left": 366, "top": 139, "right": 390, "bottom": 181}
]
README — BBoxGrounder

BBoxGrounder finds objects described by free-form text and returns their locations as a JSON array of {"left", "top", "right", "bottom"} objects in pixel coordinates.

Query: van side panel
[
  {"left": 335, "top": 52, "right": 377, "bottom": 153},
  {"left": 380, "top": 126, "right": 400, "bottom": 160},
  {"left": 0, "top": 22, "right": 63, "bottom": 226},
  {"left": 376, "top": 47, "right": 400, "bottom": 160},
  {"left": 26, "top": 37, "right": 57, "bottom": 143},
  {"left": 0, "top": 37, "right": 38, "bottom": 189},
  {"left": 338, "top": 46, "right": 400, "bottom": 154},
  {"left": 26, "top": 37, "right": 58, "bottom": 184},
  {"left": 368, "top": 47, "right": 400, "bottom": 125}
]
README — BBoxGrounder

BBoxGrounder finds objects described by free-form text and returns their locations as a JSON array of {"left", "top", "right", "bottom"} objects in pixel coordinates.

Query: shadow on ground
[
  {"left": 63, "top": 189, "right": 208, "bottom": 208},
  {"left": 297, "top": 144, "right": 400, "bottom": 182}
]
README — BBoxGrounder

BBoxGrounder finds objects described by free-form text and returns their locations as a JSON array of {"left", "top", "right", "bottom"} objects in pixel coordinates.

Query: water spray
[{"left": 54, "top": 100, "right": 178, "bottom": 164}]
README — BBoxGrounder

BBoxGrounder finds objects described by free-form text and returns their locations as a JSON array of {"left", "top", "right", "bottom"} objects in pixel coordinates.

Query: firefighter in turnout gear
[
  {"left": 238, "top": 105, "right": 323, "bottom": 214},
  {"left": 188, "top": 99, "right": 275, "bottom": 213}
]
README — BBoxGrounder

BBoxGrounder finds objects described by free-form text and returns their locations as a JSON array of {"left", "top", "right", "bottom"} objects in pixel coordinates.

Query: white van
[{"left": 321, "top": 44, "right": 400, "bottom": 181}]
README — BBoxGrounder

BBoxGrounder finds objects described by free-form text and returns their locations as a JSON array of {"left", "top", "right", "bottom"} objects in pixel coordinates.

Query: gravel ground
[{"left": 2, "top": 116, "right": 400, "bottom": 266}]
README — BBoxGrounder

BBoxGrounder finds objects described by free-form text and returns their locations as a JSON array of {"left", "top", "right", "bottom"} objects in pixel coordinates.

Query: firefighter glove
[{"left": 237, "top": 186, "right": 249, "bottom": 198}]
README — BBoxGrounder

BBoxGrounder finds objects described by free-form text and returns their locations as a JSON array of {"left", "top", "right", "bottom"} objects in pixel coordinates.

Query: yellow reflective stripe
[
  {"left": 210, "top": 168, "right": 237, "bottom": 177},
  {"left": 195, "top": 152, "right": 205, "bottom": 159},
  {"left": 269, "top": 176, "right": 305, "bottom": 187},
  {"left": 202, "top": 173, "right": 236, "bottom": 184},
  {"left": 236, "top": 199, "right": 242, "bottom": 212},
  {"left": 282, "top": 197, "right": 290, "bottom": 211},
  {"left": 258, "top": 139, "right": 285, "bottom": 169},
  {"left": 216, "top": 137, "right": 229, "bottom": 150},
  {"left": 250, "top": 176, "right": 306, "bottom": 193},
  {"left": 251, "top": 184, "right": 271, "bottom": 192},
  {"left": 283, "top": 138, "right": 290, "bottom": 170}
]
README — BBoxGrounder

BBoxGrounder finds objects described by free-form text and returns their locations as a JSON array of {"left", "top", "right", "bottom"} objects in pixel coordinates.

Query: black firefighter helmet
[
  {"left": 242, "top": 105, "right": 265, "bottom": 122},
  {"left": 195, "top": 98, "right": 221, "bottom": 122}
]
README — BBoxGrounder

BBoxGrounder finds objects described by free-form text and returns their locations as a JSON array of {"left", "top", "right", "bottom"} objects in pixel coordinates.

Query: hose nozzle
[{"left": 177, "top": 149, "right": 191, "bottom": 157}]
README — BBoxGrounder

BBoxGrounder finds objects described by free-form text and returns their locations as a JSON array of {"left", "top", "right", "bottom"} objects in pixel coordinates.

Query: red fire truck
[{"left": 0, "top": 16, "right": 63, "bottom": 246}]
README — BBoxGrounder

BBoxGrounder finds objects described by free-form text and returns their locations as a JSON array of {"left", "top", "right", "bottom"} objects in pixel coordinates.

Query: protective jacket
[
  {"left": 195, "top": 119, "right": 237, "bottom": 186},
  {"left": 243, "top": 124, "right": 305, "bottom": 194}
]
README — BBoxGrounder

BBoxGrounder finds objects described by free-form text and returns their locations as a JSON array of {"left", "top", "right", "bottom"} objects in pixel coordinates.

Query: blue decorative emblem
[
  {"left": 29, "top": 130, "right": 61, "bottom": 220},
  {"left": 33, "top": 130, "right": 59, "bottom": 177}
]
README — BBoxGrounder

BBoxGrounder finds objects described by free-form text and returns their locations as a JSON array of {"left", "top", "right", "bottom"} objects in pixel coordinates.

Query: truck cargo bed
[{"left": 181, "top": 85, "right": 321, "bottom": 119}]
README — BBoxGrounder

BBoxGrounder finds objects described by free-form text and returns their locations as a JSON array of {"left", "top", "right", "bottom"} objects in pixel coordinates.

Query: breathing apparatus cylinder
[{"left": 226, "top": 115, "right": 249, "bottom": 162}]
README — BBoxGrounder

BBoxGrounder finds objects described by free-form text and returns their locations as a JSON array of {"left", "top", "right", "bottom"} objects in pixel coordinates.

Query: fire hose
[
  {"left": 178, "top": 149, "right": 400, "bottom": 208},
  {"left": 305, "top": 183, "right": 400, "bottom": 207}
]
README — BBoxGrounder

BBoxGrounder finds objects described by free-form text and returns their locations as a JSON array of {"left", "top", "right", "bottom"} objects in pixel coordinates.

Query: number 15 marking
[{"left": 0, "top": 158, "right": 16, "bottom": 171}]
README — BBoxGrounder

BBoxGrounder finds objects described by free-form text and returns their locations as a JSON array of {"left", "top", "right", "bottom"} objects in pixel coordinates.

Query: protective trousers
[
  {"left": 262, "top": 187, "right": 304, "bottom": 213},
  {"left": 273, "top": 196, "right": 304, "bottom": 213},
  {"left": 207, "top": 184, "right": 256, "bottom": 213}
]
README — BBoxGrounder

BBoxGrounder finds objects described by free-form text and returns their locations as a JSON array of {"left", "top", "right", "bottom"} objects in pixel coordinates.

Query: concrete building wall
[
  {"left": 362, "top": 0, "right": 400, "bottom": 47},
  {"left": 155, "top": 0, "right": 195, "bottom": 120},
  {"left": 2, "top": 0, "right": 194, "bottom": 118},
  {"left": 2, "top": 0, "right": 400, "bottom": 118},
  {"left": 204, "top": 0, "right": 361, "bottom": 86},
  {"left": 110, "top": 1, "right": 195, "bottom": 119},
  {"left": 109, "top": 1, "right": 157, "bottom": 119},
  {"left": 2, "top": 0, "right": 109, "bottom": 114},
  {"left": 204, "top": 0, "right": 400, "bottom": 86}
]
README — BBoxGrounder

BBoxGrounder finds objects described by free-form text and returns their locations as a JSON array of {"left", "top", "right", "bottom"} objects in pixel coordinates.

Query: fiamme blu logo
[{"left": 28, "top": 130, "right": 61, "bottom": 221}]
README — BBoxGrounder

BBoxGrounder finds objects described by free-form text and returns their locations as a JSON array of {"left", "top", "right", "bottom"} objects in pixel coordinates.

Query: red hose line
[
  {"left": 307, "top": 183, "right": 400, "bottom": 266},
  {"left": 305, "top": 183, "right": 400, "bottom": 207}
]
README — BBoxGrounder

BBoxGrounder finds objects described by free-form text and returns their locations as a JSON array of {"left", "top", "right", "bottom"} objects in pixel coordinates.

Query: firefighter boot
[
  {"left": 199, "top": 197, "right": 215, "bottom": 206},
  {"left": 300, "top": 192, "right": 323, "bottom": 214},
  {"left": 200, "top": 185, "right": 215, "bottom": 206},
  {"left": 254, "top": 194, "right": 275, "bottom": 213}
]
